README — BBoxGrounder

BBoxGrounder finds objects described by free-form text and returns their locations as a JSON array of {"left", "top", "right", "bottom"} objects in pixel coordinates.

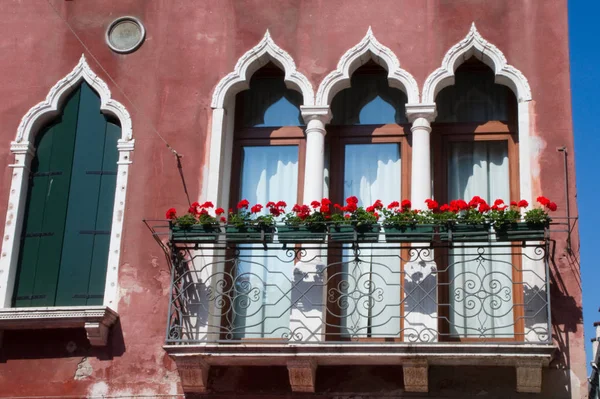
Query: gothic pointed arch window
[
  {"left": 432, "top": 57, "right": 521, "bottom": 341},
  {"left": 13, "top": 82, "right": 121, "bottom": 307},
  {"left": 227, "top": 62, "right": 306, "bottom": 339},
  {"left": 326, "top": 61, "right": 411, "bottom": 340}
]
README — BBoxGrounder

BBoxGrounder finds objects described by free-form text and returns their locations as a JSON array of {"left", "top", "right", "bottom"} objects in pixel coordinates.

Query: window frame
[
  {"left": 0, "top": 56, "right": 133, "bottom": 346},
  {"left": 432, "top": 123, "right": 524, "bottom": 342},
  {"left": 325, "top": 123, "right": 412, "bottom": 341}
]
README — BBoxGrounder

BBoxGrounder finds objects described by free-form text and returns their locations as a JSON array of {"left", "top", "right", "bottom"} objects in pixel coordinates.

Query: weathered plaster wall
[{"left": 0, "top": 0, "right": 583, "bottom": 397}]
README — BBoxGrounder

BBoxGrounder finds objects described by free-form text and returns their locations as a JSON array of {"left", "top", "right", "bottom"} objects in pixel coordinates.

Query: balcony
[{"left": 148, "top": 222, "right": 557, "bottom": 393}]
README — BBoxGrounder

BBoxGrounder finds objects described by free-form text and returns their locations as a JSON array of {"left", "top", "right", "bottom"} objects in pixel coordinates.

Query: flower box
[
  {"left": 495, "top": 222, "right": 546, "bottom": 241},
  {"left": 384, "top": 224, "right": 436, "bottom": 243},
  {"left": 170, "top": 224, "right": 221, "bottom": 243},
  {"left": 277, "top": 225, "right": 326, "bottom": 243},
  {"left": 225, "top": 225, "right": 274, "bottom": 243},
  {"left": 328, "top": 224, "right": 380, "bottom": 242},
  {"left": 440, "top": 224, "right": 490, "bottom": 242}
]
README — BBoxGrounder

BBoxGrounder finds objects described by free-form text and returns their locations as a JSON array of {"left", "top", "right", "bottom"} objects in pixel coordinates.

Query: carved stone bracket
[
  {"left": 516, "top": 360, "right": 543, "bottom": 393},
  {"left": 287, "top": 359, "right": 317, "bottom": 393},
  {"left": 175, "top": 357, "right": 211, "bottom": 393},
  {"left": 403, "top": 359, "right": 429, "bottom": 393}
]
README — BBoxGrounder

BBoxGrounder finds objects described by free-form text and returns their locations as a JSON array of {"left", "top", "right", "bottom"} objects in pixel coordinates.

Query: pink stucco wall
[{"left": 0, "top": 0, "right": 583, "bottom": 397}]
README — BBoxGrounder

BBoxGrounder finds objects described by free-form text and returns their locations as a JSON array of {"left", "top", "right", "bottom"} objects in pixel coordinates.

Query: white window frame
[{"left": 0, "top": 55, "right": 133, "bottom": 345}]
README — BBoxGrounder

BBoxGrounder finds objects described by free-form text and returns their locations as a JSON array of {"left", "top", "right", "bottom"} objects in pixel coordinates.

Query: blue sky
[{"left": 569, "top": 0, "right": 599, "bottom": 373}]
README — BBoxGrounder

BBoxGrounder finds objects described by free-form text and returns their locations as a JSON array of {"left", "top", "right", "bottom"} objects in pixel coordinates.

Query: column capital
[
  {"left": 9, "top": 141, "right": 34, "bottom": 157},
  {"left": 300, "top": 106, "right": 332, "bottom": 125},
  {"left": 405, "top": 103, "right": 437, "bottom": 123}
]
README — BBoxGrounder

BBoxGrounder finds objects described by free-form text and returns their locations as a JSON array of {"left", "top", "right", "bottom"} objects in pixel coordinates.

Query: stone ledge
[
  {"left": 165, "top": 343, "right": 555, "bottom": 394},
  {"left": 164, "top": 343, "right": 556, "bottom": 367},
  {"left": 0, "top": 306, "right": 118, "bottom": 346}
]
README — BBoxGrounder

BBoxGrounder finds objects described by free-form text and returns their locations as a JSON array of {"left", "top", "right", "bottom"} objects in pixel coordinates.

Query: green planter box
[
  {"left": 441, "top": 224, "right": 490, "bottom": 242},
  {"left": 495, "top": 222, "right": 546, "bottom": 241},
  {"left": 225, "top": 225, "right": 274, "bottom": 243},
  {"left": 384, "top": 224, "right": 436, "bottom": 243},
  {"left": 328, "top": 224, "right": 380, "bottom": 242},
  {"left": 171, "top": 224, "right": 221, "bottom": 242},
  {"left": 277, "top": 225, "right": 326, "bottom": 243}
]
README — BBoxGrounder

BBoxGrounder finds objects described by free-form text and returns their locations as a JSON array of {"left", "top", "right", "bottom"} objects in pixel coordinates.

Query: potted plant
[
  {"left": 279, "top": 199, "right": 330, "bottom": 243},
  {"left": 494, "top": 197, "right": 555, "bottom": 241},
  {"left": 329, "top": 196, "right": 380, "bottom": 242},
  {"left": 225, "top": 199, "right": 281, "bottom": 242},
  {"left": 382, "top": 200, "right": 435, "bottom": 242},
  {"left": 436, "top": 197, "right": 490, "bottom": 242},
  {"left": 167, "top": 201, "right": 225, "bottom": 242}
]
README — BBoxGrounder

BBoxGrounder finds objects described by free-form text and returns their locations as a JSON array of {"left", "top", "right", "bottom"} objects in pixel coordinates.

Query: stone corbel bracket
[
  {"left": 0, "top": 306, "right": 118, "bottom": 346},
  {"left": 287, "top": 359, "right": 317, "bottom": 393}
]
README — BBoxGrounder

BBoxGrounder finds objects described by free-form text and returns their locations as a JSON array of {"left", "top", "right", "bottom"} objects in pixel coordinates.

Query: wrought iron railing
[{"left": 147, "top": 222, "right": 552, "bottom": 346}]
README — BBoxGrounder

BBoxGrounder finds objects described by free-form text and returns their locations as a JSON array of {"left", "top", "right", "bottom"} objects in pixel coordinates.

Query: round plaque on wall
[{"left": 106, "top": 16, "right": 145, "bottom": 54}]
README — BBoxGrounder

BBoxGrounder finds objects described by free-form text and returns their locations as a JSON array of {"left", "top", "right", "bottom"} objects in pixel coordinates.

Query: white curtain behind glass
[
  {"left": 448, "top": 141, "right": 514, "bottom": 338},
  {"left": 233, "top": 146, "right": 298, "bottom": 339},
  {"left": 342, "top": 144, "right": 401, "bottom": 338}
]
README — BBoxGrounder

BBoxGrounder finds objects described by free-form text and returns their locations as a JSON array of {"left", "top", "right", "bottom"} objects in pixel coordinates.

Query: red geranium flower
[
  {"left": 346, "top": 196, "right": 359, "bottom": 205},
  {"left": 237, "top": 199, "right": 249, "bottom": 209},
  {"left": 478, "top": 203, "right": 490, "bottom": 213},
  {"left": 321, "top": 198, "right": 332, "bottom": 206},
  {"left": 201, "top": 201, "right": 214, "bottom": 208},
  {"left": 189, "top": 201, "right": 200, "bottom": 215},
  {"left": 388, "top": 201, "right": 400, "bottom": 209},
  {"left": 440, "top": 204, "right": 450, "bottom": 212},
  {"left": 366, "top": 205, "right": 375, "bottom": 213},
  {"left": 548, "top": 202, "right": 557, "bottom": 212},
  {"left": 220, "top": 216, "right": 226, "bottom": 223},
  {"left": 215, "top": 207, "right": 225, "bottom": 215},
  {"left": 372, "top": 200, "right": 383, "bottom": 210},
  {"left": 536, "top": 196, "right": 550, "bottom": 206},
  {"left": 166, "top": 208, "right": 177, "bottom": 219},
  {"left": 250, "top": 204, "right": 263, "bottom": 213},
  {"left": 493, "top": 199, "right": 504, "bottom": 206},
  {"left": 311, "top": 200, "right": 320, "bottom": 208},
  {"left": 425, "top": 199, "right": 439, "bottom": 210},
  {"left": 517, "top": 199, "right": 528, "bottom": 208},
  {"left": 401, "top": 199, "right": 411, "bottom": 209},
  {"left": 276, "top": 201, "right": 287, "bottom": 208},
  {"left": 266, "top": 201, "right": 276, "bottom": 208},
  {"left": 510, "top": 200, "right": 518, "bottom": 206}
]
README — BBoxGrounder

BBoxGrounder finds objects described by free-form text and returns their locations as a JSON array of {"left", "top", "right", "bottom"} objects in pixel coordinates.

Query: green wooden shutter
[
  {"left": 14, "top": 82, "right": 121, "bottom": 307},
  {"left": 55, "top": 82, "right": 119, "bottom": 306},
  {"left": 13, "top": 88, "right": 80, "bottom": 307}
]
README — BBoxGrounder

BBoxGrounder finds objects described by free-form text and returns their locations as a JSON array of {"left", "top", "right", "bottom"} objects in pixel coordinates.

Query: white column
[
  {"left": 403, "top": 104, "right": 437, "bottom": 342},
  {"left": 300, "top": 106, "right": 332, "bottom": 204},
  {"left": 406, "top": 104, "right": 437, "bottom": 206},
  {"left": 287, "top": 106, "right": 331, "bottom": 342},
  {"left": 0, "top": 141, "right": 34, "bottom": 307}
]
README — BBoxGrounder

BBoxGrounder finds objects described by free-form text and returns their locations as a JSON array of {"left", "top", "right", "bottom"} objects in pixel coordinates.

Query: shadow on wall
[
  {"left": 548, "top": 238, "right": 584, "bottom": 398},
  {"left": 0, "top": 319, "right": 125, "bottom": 362}
]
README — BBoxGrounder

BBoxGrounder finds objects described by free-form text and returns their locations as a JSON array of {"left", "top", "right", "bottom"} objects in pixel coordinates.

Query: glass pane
[
  {"left": 447, "top": 141, "right": 514, "bottom": 338},
  {"left": 331, "top": 67, "right": 408, "bottom": 125},
  {"left": 341, "top": 144, "right": 402, "bottom": 338},
  {"left": 236, "top": 76, "right": 303, "bottom": 128},
  {"left": 436, "top": 62, "right": 513, "bottom": 123},
  {"left": 233, "top": 146, "right": 298, "bottom": 339}
]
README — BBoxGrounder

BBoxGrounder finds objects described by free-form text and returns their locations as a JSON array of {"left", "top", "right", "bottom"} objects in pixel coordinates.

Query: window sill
[{"left": 0, "top": 305, "right": 118, "bottom": 346}]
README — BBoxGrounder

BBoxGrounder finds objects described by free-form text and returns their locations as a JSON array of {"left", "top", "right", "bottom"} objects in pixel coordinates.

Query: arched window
[
  {"left": 327, "top": 62, "right": 410, "bottom": 340},
  {"left": 13, "top": 82, "right": 120, "bottom": 307},
  {"left": 228, "top": 63, "right": 305, "bottom": 339},
  {"left": 432, "top": 58, "right": 520, "bottom": 340}
]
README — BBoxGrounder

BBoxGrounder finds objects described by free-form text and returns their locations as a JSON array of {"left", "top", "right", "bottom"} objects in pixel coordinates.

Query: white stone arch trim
[
  {"left": 0, "top": 54, "right": 134, "bottom": 312},
  {"left": 315, "top": 27, "right": 419, "bottom": 106},
  {"left": 422, "top": 23, "right": 532, "bottom": 104},
  {"left": 211, "top": 30, "right": 314, "bottom": 108}
]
